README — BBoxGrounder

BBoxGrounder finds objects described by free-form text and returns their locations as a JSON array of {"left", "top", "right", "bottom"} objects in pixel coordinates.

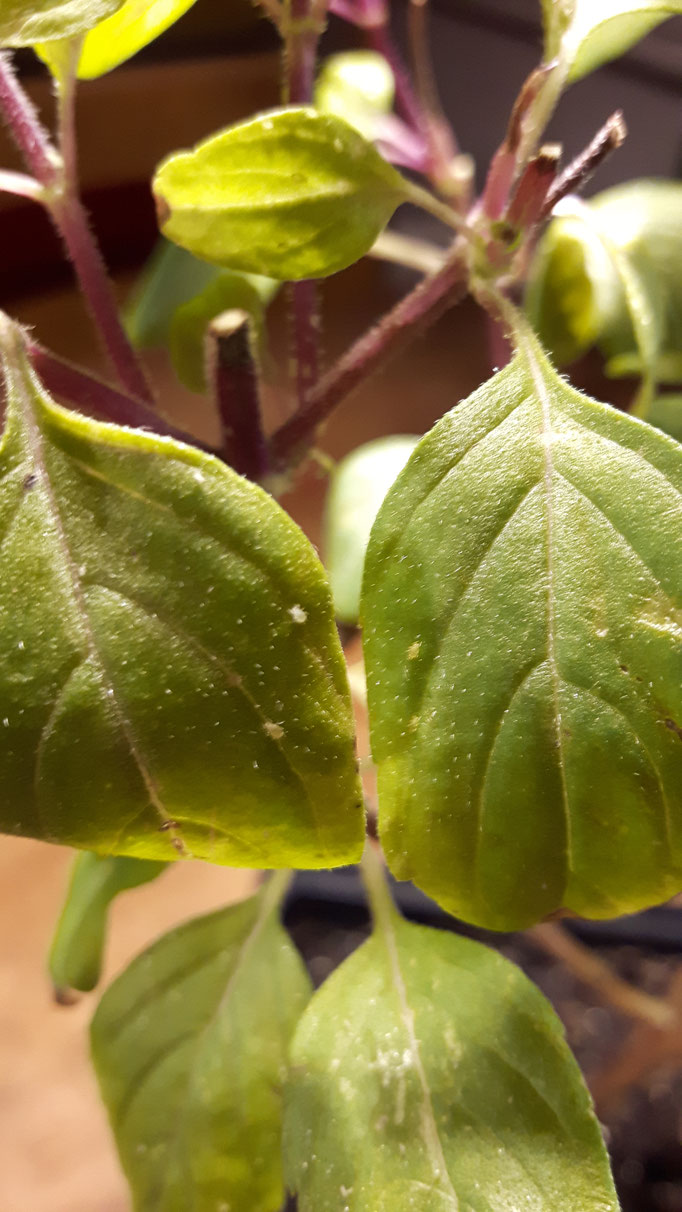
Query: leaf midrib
[
  {"left": 145, "top": 875, "right": 290, "bottom": 1212},
  {"left": 516, "top": 325, "right": 574, "bottom": 875}
]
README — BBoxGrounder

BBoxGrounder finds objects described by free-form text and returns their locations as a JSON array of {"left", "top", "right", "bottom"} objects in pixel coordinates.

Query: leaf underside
[
  {"left": 363, "top": 331, "right": 682, "bottom": 930},
  {"left": 0, "top": 322, "right": 363, "bottom": 868},
  {"left": 284, "top": 912, "right": 619, "bottom": 1211},
  {"left": 153, "top": 108, "right": 409, "bottom": 281},
  {"left": 92, "top": 880, "right": 312, "bottom": 1212}
]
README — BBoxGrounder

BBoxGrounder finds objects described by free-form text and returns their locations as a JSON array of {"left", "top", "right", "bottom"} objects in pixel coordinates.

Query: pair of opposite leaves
[{"left": 0, "top": 315, "right": 681, "bottom": 930}]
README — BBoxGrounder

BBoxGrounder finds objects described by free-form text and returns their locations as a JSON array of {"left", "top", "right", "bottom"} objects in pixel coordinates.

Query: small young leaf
[
  {"left": 0, "top": 316, "right": 363, "bottom": 867},
  {"left": 324, "top": 436, "right": 418, "bottom": 625},
  {"left": 49, "top": 851, "right": 166, "bottom": 996},
  {"left": 315, "top": 50, "right": 395, "bottom": 141},
  {"left": 362, "top": 326, "right": 682, "bottom": 930},
  {"left": 0, "top": 0, "right": 123, "bottom": 44},
  {"left": 170, "top": 269, "right": 277, "bottom": 394},
  {"left": 542, "top": 0, "right": 682, "bottom": 82},
  {"left": 284, "top": 905, "right": 618, "bottom": 1211},
  {"left": 153, "top": 108, "right": 412, "bottom": 281},
  {"left": 92, "top": 874, "right": 311, "bottom": 1212}
]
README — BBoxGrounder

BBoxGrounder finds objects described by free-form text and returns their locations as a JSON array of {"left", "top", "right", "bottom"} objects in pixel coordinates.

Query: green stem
[
  {"left": 360, "top": 841, "right": 396, "bottom": 931},
  {"left": 261, "top": 867, "right": 294, "bottom": 915}
]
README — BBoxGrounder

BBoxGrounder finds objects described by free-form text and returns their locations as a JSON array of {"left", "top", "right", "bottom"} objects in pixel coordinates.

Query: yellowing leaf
[
  {"left": 77, "top": 0, "right": 198, "bottom": 79},
  {"left": 153, "top": 108, "right": 411, "bottom": 280}
]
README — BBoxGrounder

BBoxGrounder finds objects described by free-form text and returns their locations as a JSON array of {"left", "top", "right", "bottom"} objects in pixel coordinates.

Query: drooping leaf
[
  {"left": 324, "top": 436, "right": 419, "bottom": 625},
  {"left": 542, "top": 0, "right": 682, "bottom": 82},
  {"left": 169, "top": 269, "right": 277, "bottom": 394},
  {"left": 284, "top": 885, "right": 618, "bottom": 1212},
  {"left": 125, "top": 240, "right": 221, "bottom": 350},
  {"left": 526, "top": 182, "right": 682, "bottom": 407},
  {"left": 153, "top": 108, "right": 412, "bottom": 280},
  {"left": 0, "top": 0, "right": 123, "bottom": 45},
  {"left": 362, "top": 322, "right": 682, "bottom": 930},
  {"left": 92, "top": 873, "right": 311, "bottom": 1212},
  {"left": 0, "top": 315, "right": 363, "bottom": 867},
  {"left": 49, "top": 851, "right": 166, "bottom": 996},
  {"left": 315, "top": 51, "right": 395, "bottom": 141}
]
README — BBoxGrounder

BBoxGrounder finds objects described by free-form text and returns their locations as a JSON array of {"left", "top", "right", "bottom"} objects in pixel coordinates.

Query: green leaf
[
  {"left": 49, "top": 851, "right": 166, "bottom": 996},
  {"left": 170, "top": 270, "right": 277, "bottom": 395},
  {"left": 284, "top": 884, "right": 618, "bottom": 1211},
  {"left": 153, "top": 107, "right": 412, "bottom": 281},
  {"left": 125, "top": 240, "right": 221, "bottom": 350},
  {"left": 542, "top": 0, "right": 682, "bottom": 82},
  {"left": 0, "top": 315, "right": 363, "bottom": 867},
  {"left": 92, "top": 873, "right": 311, "bottom": 1212},
  {"left": 525, "top": 209, "right": 623, "bottom": 366},
  {"left": 362, "top": 322, "right": 682, "bottom": 930},
  {"left": 324, "top": 436, "right": 419, "bottom": 626},
  {"left": 0, "top": 0, "right": 123, "bottom": 44},
  {"left": 526, "top": 182, "right": 682, "bottom": 412},
  {"left": 315, "top": 51, "right": 395, "bottom": 141}
]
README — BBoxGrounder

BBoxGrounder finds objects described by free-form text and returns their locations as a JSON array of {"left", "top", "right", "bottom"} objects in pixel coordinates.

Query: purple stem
[
  {"left": 51, "top": 196, "right": 154, "bottom": 404},
  {"left": 366, "top": 22, "right": 424, "bottom": 136},
  {"left": 269, "top": 239, "right": 469, "bottom": 469},
  {"left": 283, "top": 0, "right": 323, "bottom": 407},
  {"left": 0, "top": 52, "right": 56, "bottom": 185},
  {"left": 28, "top": 340, "right": 212, "bottom": 449},
  {"left": 206, "top": 311, "right": 269, "bottom": 479},
  {"left": 0, "top": 52, "right": 153, "bottom": 406},
  {"left": 289, "top": 278, "right": 321, "bottom": 411}
]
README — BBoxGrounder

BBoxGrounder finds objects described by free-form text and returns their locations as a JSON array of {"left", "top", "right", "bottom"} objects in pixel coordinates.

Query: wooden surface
[{"left": 0, "top": 837, "right": 258, "bottom": 1212}]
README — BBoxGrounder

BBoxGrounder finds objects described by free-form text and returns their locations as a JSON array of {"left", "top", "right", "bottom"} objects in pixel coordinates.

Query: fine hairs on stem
[{"left": 0, "top": 50, "right": 153, "bottom": 405}]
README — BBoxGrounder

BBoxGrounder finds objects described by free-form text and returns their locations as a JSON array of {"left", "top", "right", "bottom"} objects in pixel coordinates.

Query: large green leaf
[
  {"left": 542, "top": 0, "right": 682, "bottom": 81},
  {"left": 92, "top": 873, "right": 311, "bottom": 1212},
  {"left": 0, "top": 316, "right": 363, "bottom": 866},
  {"left": 153, "top": 108, "right": 412, "bottom": 281},
  {"left": 0, "top": 0, "right": 123, "bottom": 44},
  {"left": 362, "top": 323, "right": 682, "bottom": 930},
  {"left": 284, "top": 878, "right": 618, "bottom": 1211},
  {"left": 324, "top": 436, "right": 419, "bottom": 625},
  {"left": 49, "top": 851, "right": 166, "bottom": 997}
]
